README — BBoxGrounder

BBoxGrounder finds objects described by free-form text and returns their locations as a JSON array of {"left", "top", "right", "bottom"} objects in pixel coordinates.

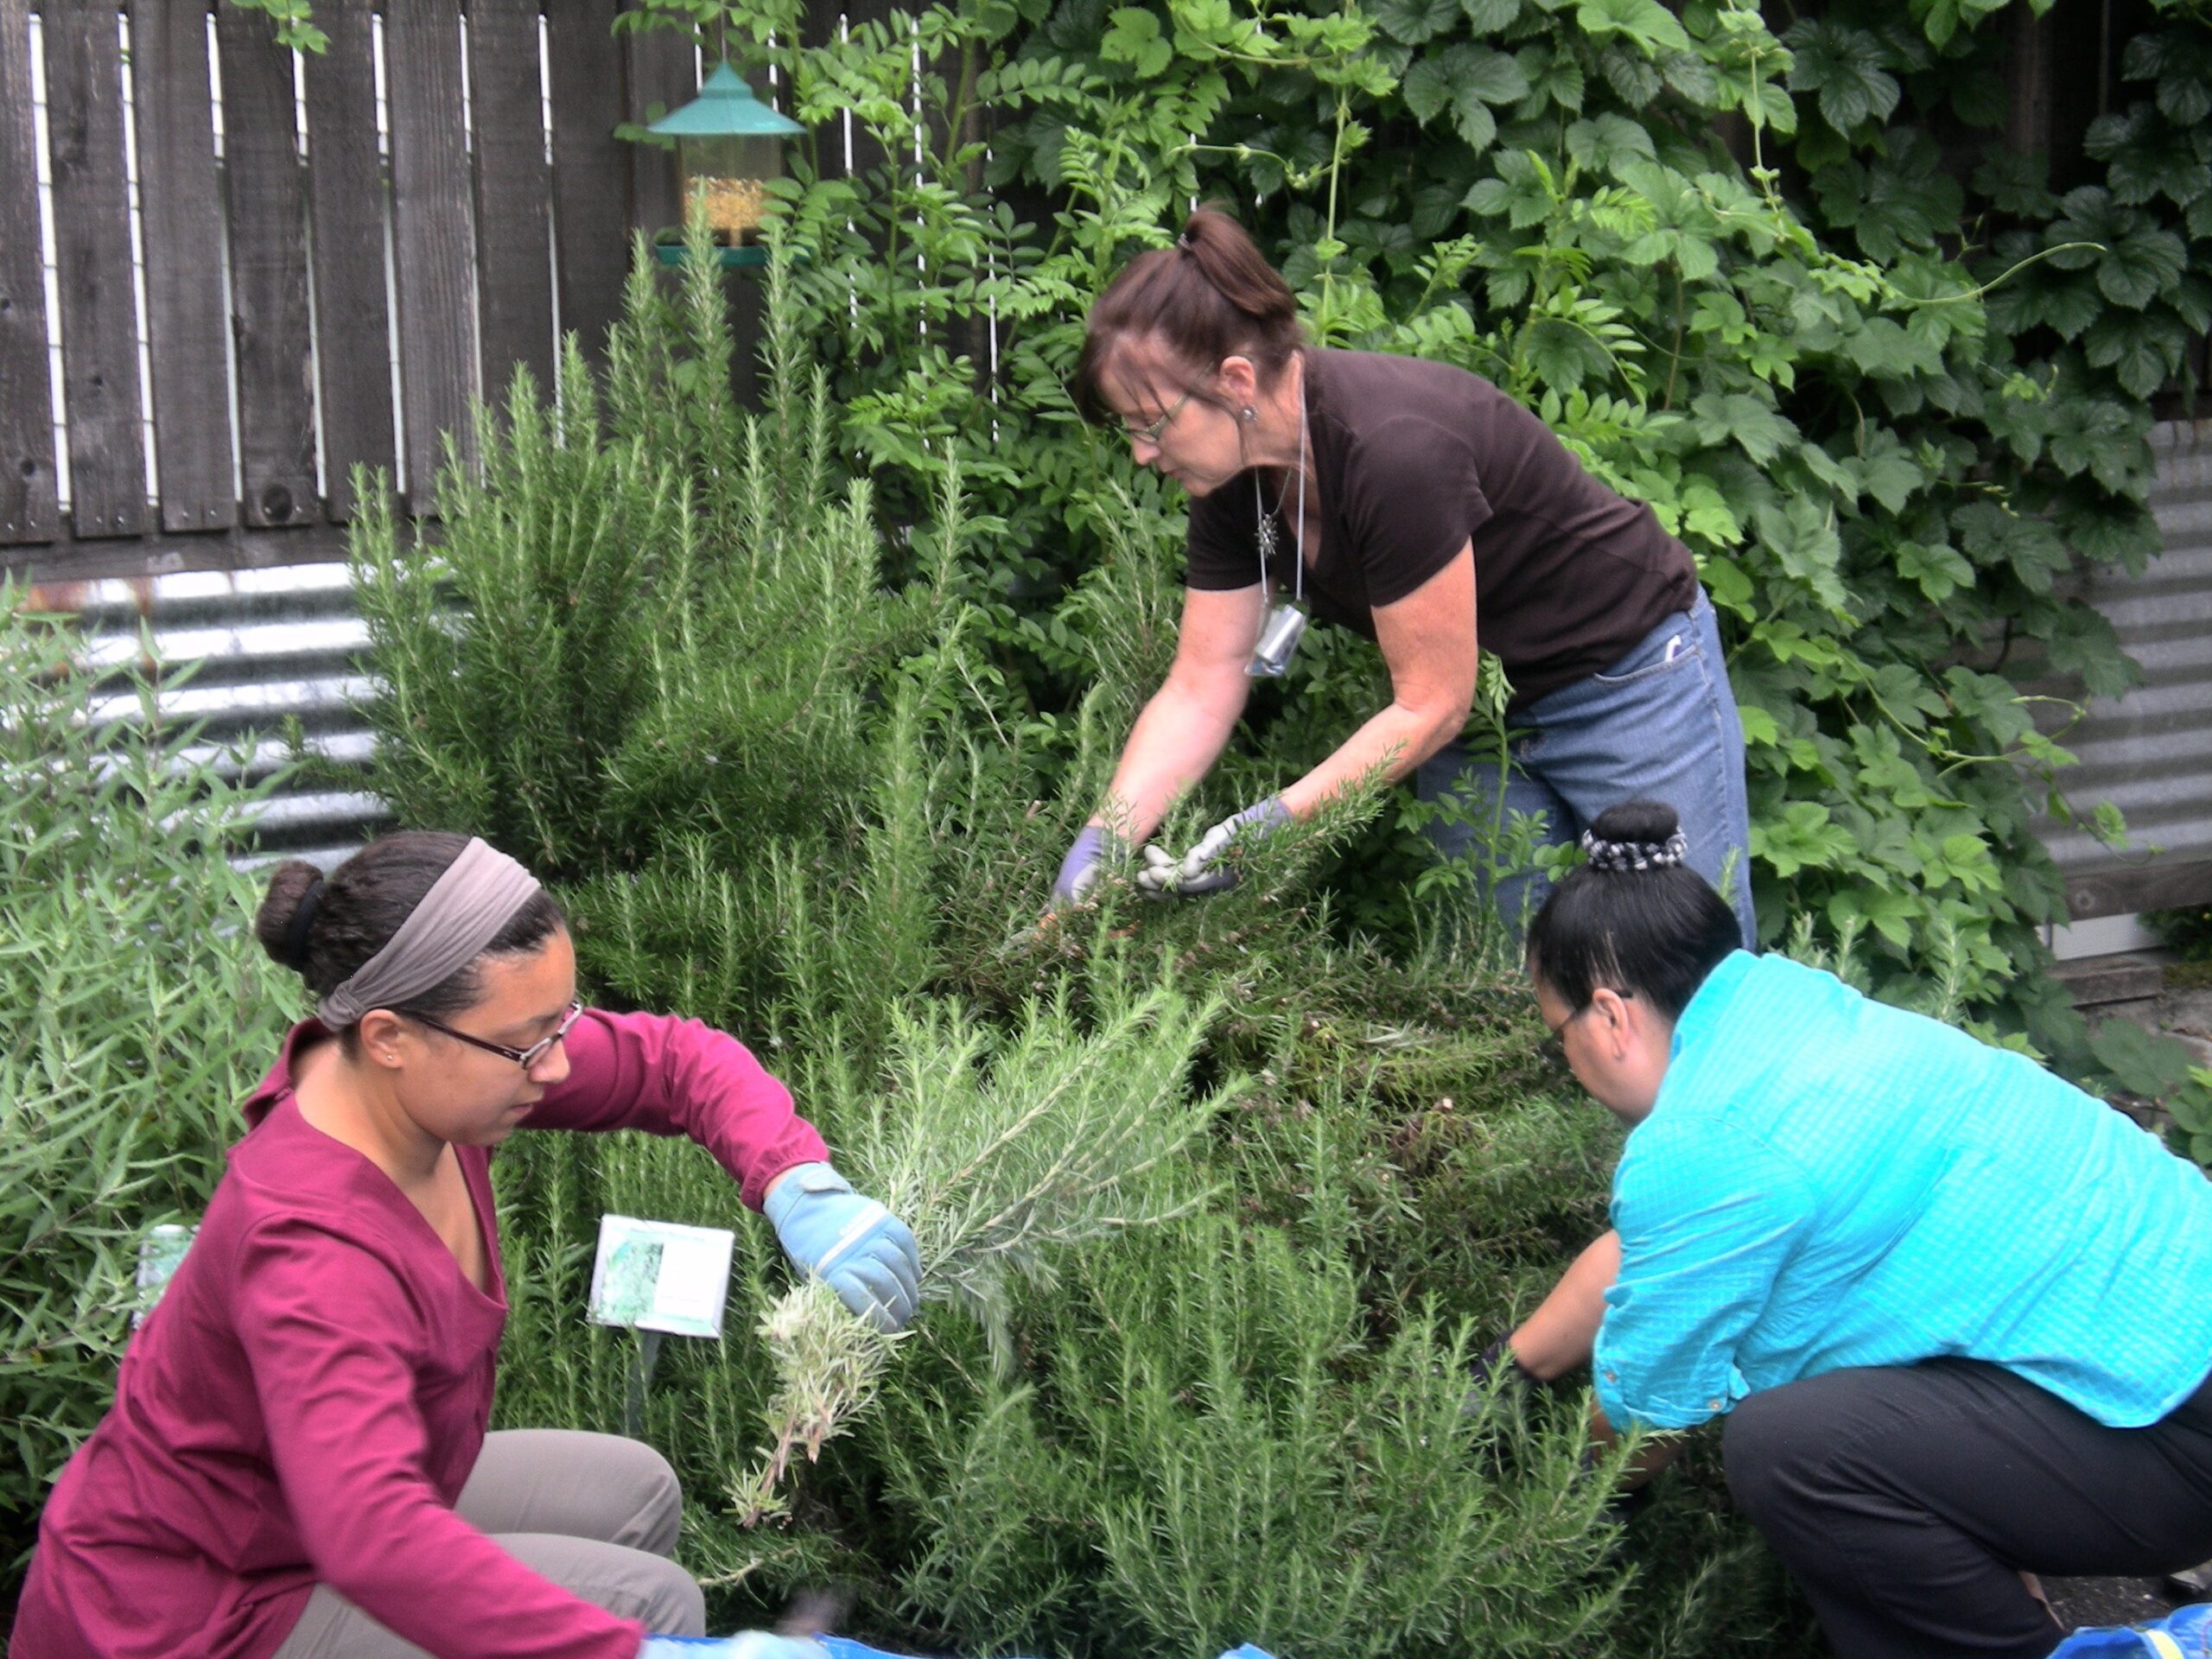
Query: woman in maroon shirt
[
  {"left": 1046, "top": 207, "right": 1757, "bottom": 948},
  {"left": 12, "top": 832, "right": 920, "bottom": 1659}
]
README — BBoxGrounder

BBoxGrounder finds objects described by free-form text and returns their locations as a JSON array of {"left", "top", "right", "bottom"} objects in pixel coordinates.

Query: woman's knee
[
  {"left": 621, "top": 1550, "right": 707, "bottom": 1636},
  {"left": 601, "top": 1437, "right": 685, "bottom": 1556}
]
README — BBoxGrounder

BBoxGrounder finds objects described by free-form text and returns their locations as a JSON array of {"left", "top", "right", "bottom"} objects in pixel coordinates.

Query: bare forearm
[
  {"left": 1509, "top": 1230, "right": 1620, "bottom": 1382},
  {"left": 1278, "top": 700, "right": 1463, "bottom": 818},
  {"left": 1095, "top": 679, "right": 1248, "bottom": 842}
]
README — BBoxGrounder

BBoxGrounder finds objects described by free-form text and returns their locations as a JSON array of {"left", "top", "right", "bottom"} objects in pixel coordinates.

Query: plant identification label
[
  {"left": 135, "top": 1224, "right": 196, "bottom": 1327},
  {"left": 586, "top": 1215, "right": 736, "bottom": 1338}
]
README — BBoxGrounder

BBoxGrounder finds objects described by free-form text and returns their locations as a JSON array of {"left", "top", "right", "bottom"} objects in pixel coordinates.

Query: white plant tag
[
  {"left": 135, "top": 1223, "right": 196, "bottom": 1327},
  {"left": 587, "top": 1215, "right": 736, "bottom": 1338}
]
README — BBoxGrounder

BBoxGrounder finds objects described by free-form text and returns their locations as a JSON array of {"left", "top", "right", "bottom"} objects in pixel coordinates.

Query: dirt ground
[{"left": 2046, "top": 1573, "right": 2190, "bottom": 1632}]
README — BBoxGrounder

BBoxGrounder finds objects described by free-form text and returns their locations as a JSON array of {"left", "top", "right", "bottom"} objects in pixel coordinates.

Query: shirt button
[
  {"left": 1708, "top": 1399, "right": 1723, "bottom": 1410},
  {"left": 1604, "top": 1370, "right": 1617, "bottom": 1382}
]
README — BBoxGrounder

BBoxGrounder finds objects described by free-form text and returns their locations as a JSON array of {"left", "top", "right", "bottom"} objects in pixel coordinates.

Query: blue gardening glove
[
  {"left": 765, "top": 1163, "right": 920, "bottom": 1333},
  {"left": 1135, "top": 797, "right": 1292, "bottom": 896},
  {"left": 639, "top": 1635, "right": 830, "bottom": 1659},
  {"left": 1049, "top": 824, "right": 1124, "bottom": 907}
]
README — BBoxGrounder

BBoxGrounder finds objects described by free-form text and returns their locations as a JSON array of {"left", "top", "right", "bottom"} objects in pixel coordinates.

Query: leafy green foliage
[
  {"left": 601, "top": 0, "right": 2202, "bottom": 1063},
  {"left": 0, "top": 592, "right": 291, "bottom": 1573}
]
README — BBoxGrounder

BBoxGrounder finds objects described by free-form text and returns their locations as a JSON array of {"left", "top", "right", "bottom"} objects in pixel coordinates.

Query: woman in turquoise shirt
[{"left": 1499, "top": 799, "right": 2212, "bottom": 1658}]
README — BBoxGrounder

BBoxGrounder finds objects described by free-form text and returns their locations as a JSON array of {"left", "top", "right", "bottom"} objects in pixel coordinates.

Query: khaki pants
[{"left": 272, "top": 1430, "right": 707, "bottom": 1656}]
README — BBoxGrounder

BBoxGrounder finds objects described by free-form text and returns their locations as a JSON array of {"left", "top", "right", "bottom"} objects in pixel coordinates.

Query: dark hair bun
[
  {"left": 1588, "top": 800, "right": 1680, "bottom": 844},
  {"left": 1581, "top": 800, "right": 1688, "bottom": 873},
  {"left": 252, "top": 859, "right": 327, "bottom": 973}
]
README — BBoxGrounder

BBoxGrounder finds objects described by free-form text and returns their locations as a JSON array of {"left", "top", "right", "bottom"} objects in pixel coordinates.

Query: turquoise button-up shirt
[{"left": 1593, "top": 950, "right": 2212, "bottom": 1433}]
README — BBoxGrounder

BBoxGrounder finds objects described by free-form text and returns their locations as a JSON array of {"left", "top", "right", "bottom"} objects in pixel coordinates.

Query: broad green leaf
[
  {"left": 1751, "top": 800, "right": 1857, "bottom": 877},
  {"left": 1372, "top": 0, "right": 1459, "bottom": 48},
  {"left": 1895, "top": 540, "right": 1973, "bottom": 604},
  {"left": 1754, "top": 497, "right": 1850, "bottom": 619},
  {"left": 1850, "top": 432, "right": 1926, "bottom": 514},
  {"left": 1828, "top": 884, "right": 1920, "bottom": 950},
  {"left": 1459, "top": 0, "right": 1522, "bottom": 29},
  {"left": 1565, "top": 112, "right": 1655, "bottom": 178},
  {"left": 2086, "top": 104, "right": 2209, "bottom": 208},
  {"left": 1100, "top": 8, "right": 1173, "bottom": 77},
  {"left": 1592, "top": 41, "right": 1662, "bottom": 105},
  {"left": 2083, "top": 309, "right": 2189, "bottom": 399},
  {"left": 1575, "top": 0, "right": 1690, "bottom": 56},
  {"left": 2089, "top": 1019, "right": 2195, "bottom": 1102},
  {"left": 2094, "top": 228, "right": 2188, "bottom": 309},
  {"left": 1455, "top": 44, "right": 1533, "bottom": 104},
  {"left": 1453, "top": 92, "right": 1499, "bottom": 153},
  {"left": 1689, "top": 390, "right": 1799, "bottom": 467},
  {"left": 1783, "top": 19, "right": 1901, "bottom": 131},
  {"left": 1521, "top": 43, "right": 1585, "bottom": 111},
  {"left": 1402, "top": 56, "right": 1453, "bottom": 124},
  {"left": 1972, "top": 150, "right": 2058, "bottom": 219}
]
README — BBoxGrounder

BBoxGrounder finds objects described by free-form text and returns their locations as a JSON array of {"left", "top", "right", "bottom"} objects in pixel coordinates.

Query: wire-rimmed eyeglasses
[{"left": 405, "top": 999, "right": 584, "bottom": 1071}]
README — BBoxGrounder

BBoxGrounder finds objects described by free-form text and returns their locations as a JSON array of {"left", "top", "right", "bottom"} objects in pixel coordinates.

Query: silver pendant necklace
[{"left": 1249, "top": 378, "right": 1310, "bottom": 678}]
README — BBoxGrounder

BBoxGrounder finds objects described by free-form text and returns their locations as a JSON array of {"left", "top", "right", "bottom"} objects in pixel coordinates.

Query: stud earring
[{"left": 1240, "top": 406, "right": 1257, "bottom": 423}]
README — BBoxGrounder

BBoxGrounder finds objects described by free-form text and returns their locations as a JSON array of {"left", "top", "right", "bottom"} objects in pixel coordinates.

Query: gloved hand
[
  {"left": 1049, "top": 824, "right": 1124, "bottom": 907},
  {"left": 639, "top": 1633, "right": 830, "bottom": 1659},
  {"left": 1460, "top": 1337, "right": 1546, "bottom": 1414},
  {"left": 765, "top": 1163, "right": 920, "bottom": 1333},
  {"left": 1134, "top": 798, "right": 1292, "bottom": 896}
]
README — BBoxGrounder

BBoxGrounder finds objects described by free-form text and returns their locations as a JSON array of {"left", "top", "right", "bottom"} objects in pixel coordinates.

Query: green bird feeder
[{"left": 648, "top": 62, "right": 805, "bottom": 268}]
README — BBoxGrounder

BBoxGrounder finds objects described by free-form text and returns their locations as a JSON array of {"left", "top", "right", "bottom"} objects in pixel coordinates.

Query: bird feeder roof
[{"left": 648, "top": 62, "right": 805, "bottom": 138}]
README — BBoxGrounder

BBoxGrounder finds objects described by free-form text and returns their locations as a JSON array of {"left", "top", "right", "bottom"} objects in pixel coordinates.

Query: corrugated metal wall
[
  {"left": 2040, "top": 420, "right": 2212, "bottom": 924},
  {"left": 27, "top": 561, "right": 385, "bottom": 872}
]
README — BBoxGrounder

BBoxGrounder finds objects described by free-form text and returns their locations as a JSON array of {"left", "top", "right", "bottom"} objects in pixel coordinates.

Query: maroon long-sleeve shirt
[{"left": 12, "top": 1009, "right": 829, "bottom": 1659}]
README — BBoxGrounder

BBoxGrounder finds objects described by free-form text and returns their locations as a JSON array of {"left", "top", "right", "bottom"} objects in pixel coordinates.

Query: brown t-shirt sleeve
[
  {"left": 1338, "top": 414, "right": 1493, "bottom": 607},
  {"left": 1185, "top": 485, "right": 1264, "bottom": 591}
]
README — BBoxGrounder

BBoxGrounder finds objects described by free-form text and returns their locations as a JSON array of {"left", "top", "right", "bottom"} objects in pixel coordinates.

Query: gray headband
[{"left": 318, "top": 838, "right": 543, "bottom": 1028}]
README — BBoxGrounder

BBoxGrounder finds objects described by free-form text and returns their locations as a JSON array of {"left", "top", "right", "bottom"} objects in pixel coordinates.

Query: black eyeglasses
[
  {"left": 1542, "top": 990, "right": 1630, "bottom": 1052},
  {"left": 405, "top": 999, "right": 584, "bottom": 1071},
  {"left": 1124, "top": 387, "right": 1193, "bottom": 445}
]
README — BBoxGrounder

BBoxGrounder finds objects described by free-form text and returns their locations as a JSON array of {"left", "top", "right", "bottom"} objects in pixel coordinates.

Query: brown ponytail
[{"left": 1073, "top": 206, "right": 1306, "bottom": 424}]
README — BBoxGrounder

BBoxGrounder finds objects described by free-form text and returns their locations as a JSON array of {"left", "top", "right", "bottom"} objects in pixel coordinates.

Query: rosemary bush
[
  {"left": 0, "top": 591, "right": 289, "bottom": 1574},
  {"left": 344, "top": 224, "right": 1813, "bottom": 1656}
]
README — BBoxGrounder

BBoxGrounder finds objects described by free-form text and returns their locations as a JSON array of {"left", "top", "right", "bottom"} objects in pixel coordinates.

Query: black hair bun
[
  {"left": 252, "top": 859, "right": 327, "bottom": 972},
  {"left": 1581, "top": 801, "right": 1688, "bottom": 872}
]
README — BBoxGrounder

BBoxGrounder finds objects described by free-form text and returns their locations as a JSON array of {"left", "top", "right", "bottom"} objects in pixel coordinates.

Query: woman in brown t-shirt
[{"left": 1046, "top": 208, "right": 1756, "bottom": 944}]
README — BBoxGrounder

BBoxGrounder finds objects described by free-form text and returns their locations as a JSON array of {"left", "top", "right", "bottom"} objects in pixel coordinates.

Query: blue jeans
[{"left": 1416, "top": 592, "right": 1757, "bottom": 947}]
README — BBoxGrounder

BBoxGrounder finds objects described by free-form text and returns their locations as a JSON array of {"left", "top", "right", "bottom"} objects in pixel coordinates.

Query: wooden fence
[{"left": 0, "top": 0, "right": 836, "bottom": 584}]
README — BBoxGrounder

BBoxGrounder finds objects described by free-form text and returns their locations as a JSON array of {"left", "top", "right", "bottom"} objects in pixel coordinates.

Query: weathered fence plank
[
  {"left": 546, "top": 0, "right": 628, "bottom": 368},
  {"left": 0, "top": 0, "right": 59, "bottom": 544},
  {"left": 215, "top": 4, "right": 319, "bottom": 529},
  {"left": 42, "top": 0, "right": 145, "bottom": 538},
  {"left": 300, "top": 0, "right": 394, "bottom": 522},
  {"left": 467, "top": 0, "right": 556, "bottom": 403},
  {"left": 623, "top": 17, "right": 690, "bottom": 242},
  {"left": 131, "top": 0, "right": 236, "bottom": 533},
  {"left": 385, "top": 0, "right": 475, "bottom": 497}
]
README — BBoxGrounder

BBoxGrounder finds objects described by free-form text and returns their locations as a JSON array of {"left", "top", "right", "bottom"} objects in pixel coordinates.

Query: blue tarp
[{"left": 2050, "top": 1605, "right": 2212, "bottom": 1656}]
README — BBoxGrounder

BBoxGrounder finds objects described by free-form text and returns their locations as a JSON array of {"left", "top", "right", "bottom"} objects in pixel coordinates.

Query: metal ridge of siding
[
  {"left": 22, "top": 560, "right": 392, "bottom": 864},
  {"left": 2038, "top": 421, "right": 2212, "bottom": 894}
]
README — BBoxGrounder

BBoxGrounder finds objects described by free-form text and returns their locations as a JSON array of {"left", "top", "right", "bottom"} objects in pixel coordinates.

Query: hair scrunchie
[
  {"left": 282, "top": 876, "right": 324, "bottom": 971},
  {"left": 1580, "top": 829, "right": 1689, "bottom": 873}
]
